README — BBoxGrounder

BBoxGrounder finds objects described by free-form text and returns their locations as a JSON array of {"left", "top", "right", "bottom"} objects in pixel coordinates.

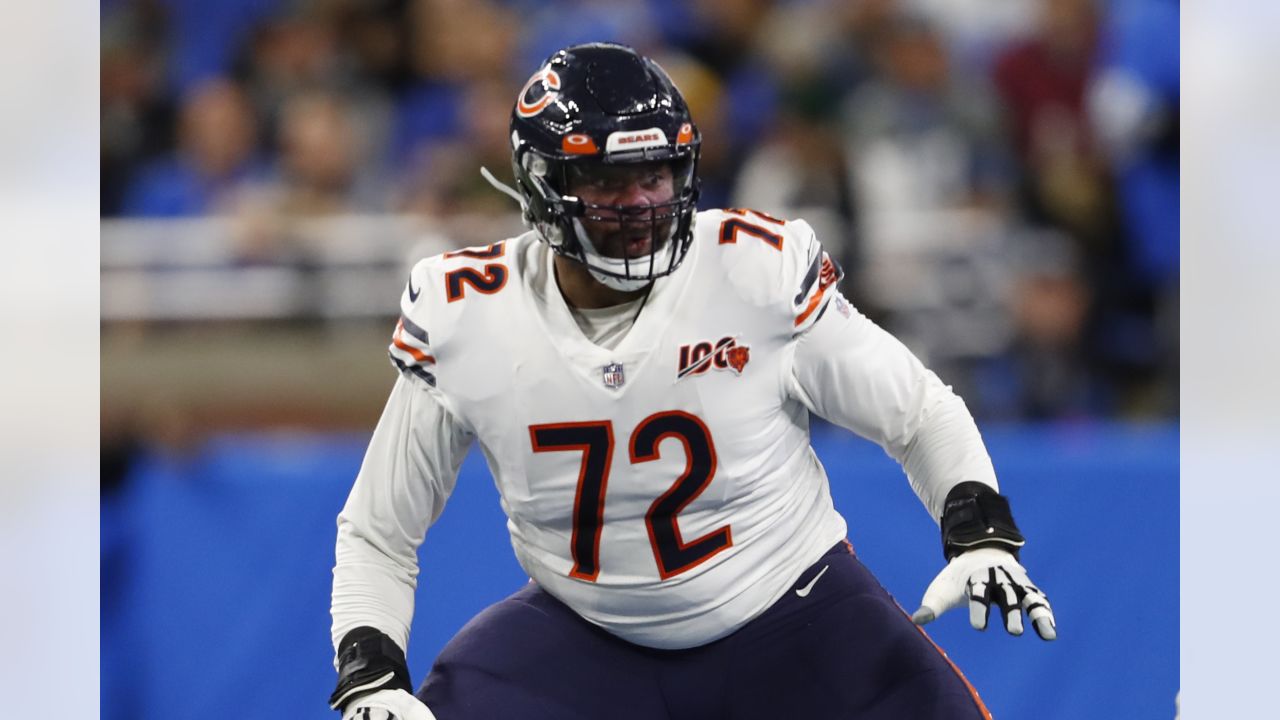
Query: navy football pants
[{"left": 417, "top": 542, "right": 990, "bottom": 719}]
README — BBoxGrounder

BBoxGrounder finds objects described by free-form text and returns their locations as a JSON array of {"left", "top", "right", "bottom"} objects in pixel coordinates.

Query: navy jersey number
[
  {"left": 444, "top": 265, "right": 507, "bottom": 302},
  {"left": 529, "top": 422, "right": 615, "bottom": 581},
  {"left": 529, "top": 411, "right": 732, "bottom": 582},
  {"left": 718, "top": 208, "right": 785, "bottom": 250},
  {"left": 630, "top": 411, "right": 732, "bottom": 578},
  {"left": 444, "top": 242, "right": 508, "bottom": 302}
]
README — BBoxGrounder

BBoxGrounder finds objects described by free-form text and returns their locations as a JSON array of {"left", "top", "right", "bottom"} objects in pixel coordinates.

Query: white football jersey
[{"left": 333, "top": 208, "right": 999, "bottom": 653}]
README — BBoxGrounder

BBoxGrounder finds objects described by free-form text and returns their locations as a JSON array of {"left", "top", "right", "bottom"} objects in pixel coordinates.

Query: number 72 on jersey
[{"left": 530, "top": 411, "right": 732, "bottom": 582}]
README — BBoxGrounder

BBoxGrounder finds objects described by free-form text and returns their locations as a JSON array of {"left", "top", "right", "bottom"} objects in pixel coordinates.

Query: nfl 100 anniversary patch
[{"left": 677, "top": 336, "right": 750, "bottom": 381}]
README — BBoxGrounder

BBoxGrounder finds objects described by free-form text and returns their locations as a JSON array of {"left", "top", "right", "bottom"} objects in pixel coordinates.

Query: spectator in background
[
  {"left": 679, "top": 0, "right": 782, "bottom": 207},
  {"left": 991, "top": 0, "right": 1176, "bottom": 418},
  {"left": 230, "top": 90, "right": 386, "bottom": 262},
  {"left": 731, "top": 106, "right": 854, "bottom": 282},
  {"left": 122, "top": 78, "right": 264, "bottom": 216},
  {"left": 908, "top": 0, "right": 1037, "bottom": 70},
  {"left": 101, "top": 0, "right": 174, "bottom": 217},
  {"left": 730, "top": 1, "right": 885, "bottom": 281},
  {"left": 231, "top": 2, "right": 399, "bottom": 202},
  {"left": 390, "top": 0, "right": 516, "bottom": 171},
  {"left": 331, "top": 0, "right": 417, "bottom": 94},
  {"left": 381, "top": 0, "right": 529, "bottom": 246},
  {"left": 974, "top": 230, "right": 1107, "bottom": 419},
  {"left": 993, "top": 0, "right": 1115, "bottom": 254},
  {"left": 681, "top": 0, "right": 773, "bottom": 79},
  {"left": 234, "top": 5, "right": 345, "bottom": 139},
  {"left": 160, "top": 0, "right": 283, "bottom": 95},
  {"left": 517, "top": 0, "right": 661, "bottom": 75},
  {"left": 841, "top": 13, "right": 1011, "bottom": 247},
  {"left": 1086, "top": 0, "right": 1179, "bottom": 416},
  {"left": 248, "top": 9, "right": 340, "bottom": 85},
  {"left": 1088, "top": 0, "right": 1179, "bottom": 290},
  {"left": 1007, "top": 238, "right": 1096, "bottom": 417},
  {"left": 825, "top": 0, "right": 906, "bottom": 95},
  {"left": 397, "top": 77, "right": 522, "bottom": 219},
  {"left": 272, "top": 90, "right": 382, "bottom": 215},
  {"left": 651, "top": 50, "right": 732, "bottom": 210},
  {"left": 838, "top": 13, "right": 1014, "bottom": 378},
  {"left": 98, "top": 0, "right": 1178, "bottom": 421}
]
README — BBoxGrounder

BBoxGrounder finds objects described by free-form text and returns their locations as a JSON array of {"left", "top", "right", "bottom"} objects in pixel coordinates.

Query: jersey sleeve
[
  {"left": 332, "top": 257, "right": 477, "bottom": 660},
  {"left": 388, "top": 257, "right": 443, "bottom": 389},
  {"left": 787, "top": 220, "right": 845, "bottom": 335},
  {"left": 331, "top": 372, "right": 474, "bottom": 659},
  {"left": 385, "top": 244, "right": 510, "bottom": 404},
  {"left": 786, "top": 292, "right": 998, "bottom": 522}
]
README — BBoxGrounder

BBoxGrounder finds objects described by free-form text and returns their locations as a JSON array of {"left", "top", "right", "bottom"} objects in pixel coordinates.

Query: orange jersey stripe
[
  {"left": 393, "top": 322, "right": 433, "bottom": 364},
  {"left": 795, "top": 277, "right": 838, "bottom": 327},
  {"left": 794, "top": 256, "right": 840, "bottom": 327},
  {"left": 794, "top": 288, "right": 826, "bottom": 327}
]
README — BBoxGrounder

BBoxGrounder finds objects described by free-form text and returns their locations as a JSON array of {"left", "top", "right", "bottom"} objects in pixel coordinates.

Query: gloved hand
[
  {"left": 340, "top": 689, "right": 437, "bottom": 720},
  {"left": 910, "top": 548, "right": 1056, "bottom": 640}
]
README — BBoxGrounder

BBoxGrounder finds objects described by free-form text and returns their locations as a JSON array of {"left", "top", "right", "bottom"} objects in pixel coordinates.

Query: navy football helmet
[{"left": 506, "top": 43, "right": 701, "bottom": 291}]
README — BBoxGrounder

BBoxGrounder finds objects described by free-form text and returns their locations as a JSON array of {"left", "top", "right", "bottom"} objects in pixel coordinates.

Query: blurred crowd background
[
  {"left": 100, "top": 0, "right": 1178, "bottom": 471},
  {"left": 98, "top": 3, "right": 1179, "bottom": 715}
]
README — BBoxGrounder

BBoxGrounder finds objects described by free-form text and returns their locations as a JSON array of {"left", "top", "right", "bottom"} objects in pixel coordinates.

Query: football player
[{"left": 330, "top": 43, "right": 1055, "bottom": 720}]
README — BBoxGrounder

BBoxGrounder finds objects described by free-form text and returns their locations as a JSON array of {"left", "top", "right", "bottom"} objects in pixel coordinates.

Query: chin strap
[{"left": 480, "top": 166, "right": 527, "bottom": 213}]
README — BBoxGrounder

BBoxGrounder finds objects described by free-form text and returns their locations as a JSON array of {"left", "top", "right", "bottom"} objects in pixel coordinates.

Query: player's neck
[{"left": 553, "top": 255, "right": 650, "bottom": 309}]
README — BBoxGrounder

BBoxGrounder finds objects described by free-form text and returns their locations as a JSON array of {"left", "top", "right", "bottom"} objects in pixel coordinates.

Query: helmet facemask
[{"left": 521, "top": 153, "right": 697, "bottom": 291}]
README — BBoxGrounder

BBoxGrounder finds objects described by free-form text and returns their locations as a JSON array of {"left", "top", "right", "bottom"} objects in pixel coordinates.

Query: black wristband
[
  {"left": 939, "top": 481, "right": 1026, "bottom": 561},
  {"left": 328, "top": 626, "right": 414, "bottom": 711}
]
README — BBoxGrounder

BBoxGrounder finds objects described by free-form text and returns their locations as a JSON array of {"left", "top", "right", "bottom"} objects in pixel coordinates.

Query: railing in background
[
  {"left": 101, "top": 213, "right": 528, "bottom": 437},
  {"left": 101, "top": 213, "right": 526, "bottom": 321}
]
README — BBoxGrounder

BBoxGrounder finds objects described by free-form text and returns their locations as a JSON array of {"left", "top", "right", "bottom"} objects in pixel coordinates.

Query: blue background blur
[{"left": 101, "top": 420, "right": 1177, "bottom": 719}]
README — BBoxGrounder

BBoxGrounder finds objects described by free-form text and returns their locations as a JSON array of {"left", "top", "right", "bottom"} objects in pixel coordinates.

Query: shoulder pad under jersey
[
  {"left": 698, "top": 208, "right": 844, "bottom": 335},
  {"left": 387, "top": 239, "right": 514, "bottom": 387}
]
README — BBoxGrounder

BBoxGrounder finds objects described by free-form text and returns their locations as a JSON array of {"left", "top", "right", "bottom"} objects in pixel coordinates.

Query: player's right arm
[{"left": 329, "top": 260, "right": 474, "bottom": 716}]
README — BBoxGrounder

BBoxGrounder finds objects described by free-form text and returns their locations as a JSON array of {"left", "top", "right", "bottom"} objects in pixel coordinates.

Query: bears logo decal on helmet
[{"left": 516, "top": 67, "right": 561, "bottom": 118}]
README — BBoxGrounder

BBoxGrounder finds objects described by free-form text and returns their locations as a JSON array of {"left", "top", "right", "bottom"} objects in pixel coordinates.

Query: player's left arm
[{"left": 786, "top": 281, "right": 1056, "bottom": 641}]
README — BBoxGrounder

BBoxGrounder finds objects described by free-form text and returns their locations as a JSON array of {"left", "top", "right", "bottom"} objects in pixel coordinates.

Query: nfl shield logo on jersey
[
  {"left": 602, "top": 362, "right": 626, "bottom": 389},
  {"left": 834, "top": 293, "right": 852, "bottom": 318}
]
